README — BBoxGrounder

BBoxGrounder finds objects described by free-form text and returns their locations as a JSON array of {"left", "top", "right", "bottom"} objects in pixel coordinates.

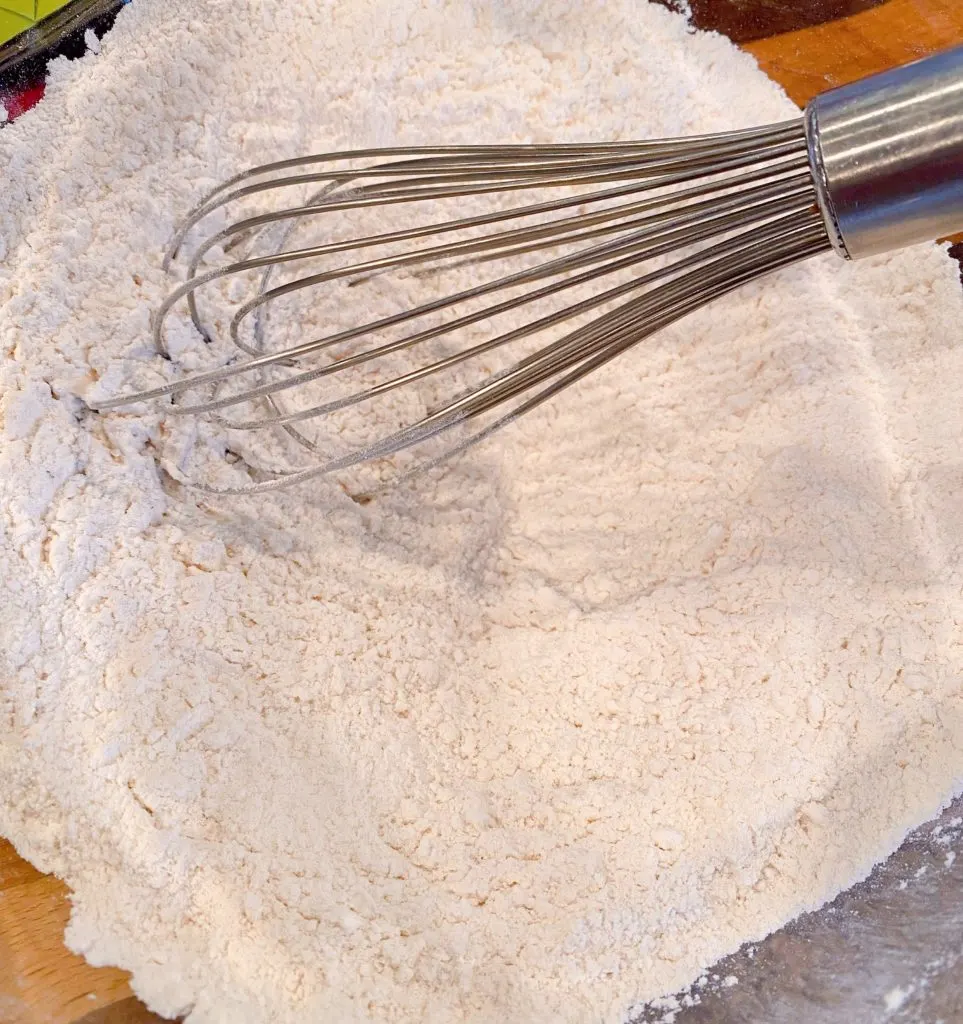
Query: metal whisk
[{"left": 96, "top": 45, "right": 963, "bottom": 494}]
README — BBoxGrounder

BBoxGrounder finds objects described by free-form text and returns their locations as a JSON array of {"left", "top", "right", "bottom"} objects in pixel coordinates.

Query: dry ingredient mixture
[{"left": 1, "top": 1, "right": 962, "bottom": 1022}]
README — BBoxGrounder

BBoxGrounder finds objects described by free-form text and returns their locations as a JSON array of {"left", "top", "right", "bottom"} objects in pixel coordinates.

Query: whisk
[{"left": 96, "top": 45, "right": 963, "bottom": 495}]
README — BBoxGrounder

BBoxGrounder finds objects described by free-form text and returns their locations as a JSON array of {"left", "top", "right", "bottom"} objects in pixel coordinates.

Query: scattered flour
[
  {"left": 1, "top": 1, "right": 963, "bottom": 1023},
  {"left": 883, "top": 984, "right": 914, "bottom": 1013}
]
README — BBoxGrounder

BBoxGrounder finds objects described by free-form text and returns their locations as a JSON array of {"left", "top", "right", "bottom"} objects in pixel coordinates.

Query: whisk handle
[{"left": 805, "top": 44, "right": 963, "bottom": 260}]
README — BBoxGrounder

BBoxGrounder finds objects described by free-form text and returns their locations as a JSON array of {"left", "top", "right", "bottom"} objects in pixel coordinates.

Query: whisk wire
[
  {"left": 166, "top": 119, "right": 804, "bottom": 260},
  {"left": 96, "top": 119, "right": 831, "bottom": 493}
]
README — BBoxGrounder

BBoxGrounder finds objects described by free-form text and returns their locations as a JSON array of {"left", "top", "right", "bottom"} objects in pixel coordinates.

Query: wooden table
[{"left": 3, "top": 1, "right": 963, "bottom": 1021}]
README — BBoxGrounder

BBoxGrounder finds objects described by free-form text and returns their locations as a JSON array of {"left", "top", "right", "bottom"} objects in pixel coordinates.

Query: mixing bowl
[{"left": 0, "top": 2, "right": 960, "bottom": 1022}]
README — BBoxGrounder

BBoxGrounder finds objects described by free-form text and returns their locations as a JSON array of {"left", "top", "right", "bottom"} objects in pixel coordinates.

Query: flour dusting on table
[{"left": 1, "top": 2, "right": 962, "bottom": 1022}]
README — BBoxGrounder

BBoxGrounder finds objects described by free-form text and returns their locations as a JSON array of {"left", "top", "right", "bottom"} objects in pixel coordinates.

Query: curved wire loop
[{"left": 95, "top": 120, "right": 830, "bottom": 494}]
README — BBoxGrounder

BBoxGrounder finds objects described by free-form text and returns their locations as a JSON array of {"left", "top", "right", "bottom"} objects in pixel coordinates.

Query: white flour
[{"left": 1, "top": 2, "right": 963, "bottom": 1022}]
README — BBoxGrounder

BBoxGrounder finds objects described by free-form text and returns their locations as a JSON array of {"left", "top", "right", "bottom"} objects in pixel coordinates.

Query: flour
[
  {"left": 883, "top": 985, "right": 913, "bottom": 1014},
  {"left": 1, "top": 2, "right": 962, "bottom": 1023}
]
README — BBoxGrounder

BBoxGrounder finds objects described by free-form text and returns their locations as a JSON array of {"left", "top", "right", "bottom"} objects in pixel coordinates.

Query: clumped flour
[{"left": 1, "top": 1, "right": 962, "bottom": 1022}]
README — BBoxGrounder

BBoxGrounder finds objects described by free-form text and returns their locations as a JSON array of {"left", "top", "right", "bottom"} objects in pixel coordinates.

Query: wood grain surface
[
  {"left": 2, "top": 1, "right": 963, "bottom": 1021},
  {"left": 0, "top": 841, "right": 164, "bottom": 1024},
  {"left": 742, "top": 0, "right": 963, "bottom": 103}
]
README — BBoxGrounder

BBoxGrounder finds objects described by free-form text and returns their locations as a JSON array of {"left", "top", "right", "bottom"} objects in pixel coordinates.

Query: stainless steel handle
[{"left": 805, "top": 45, "right": 963, "bottom": 260}]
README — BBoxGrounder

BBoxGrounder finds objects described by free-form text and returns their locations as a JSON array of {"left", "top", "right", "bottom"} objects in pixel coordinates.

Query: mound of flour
[{"left": 1, "top": 1, "right": 962, "bottom": 1022}]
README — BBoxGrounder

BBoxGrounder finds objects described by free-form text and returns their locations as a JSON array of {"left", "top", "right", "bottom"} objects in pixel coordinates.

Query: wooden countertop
[{"left": 2, "top": 1, "right": 963, "bottom": 1021}]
